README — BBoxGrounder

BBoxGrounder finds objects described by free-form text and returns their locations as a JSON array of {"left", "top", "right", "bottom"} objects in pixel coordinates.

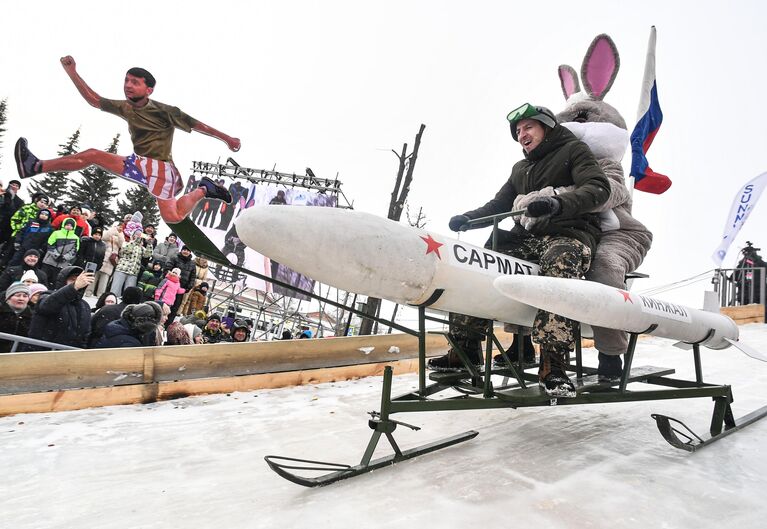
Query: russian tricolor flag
[{"left": 630, "top": 26, "right": 672, "bottom": 194}]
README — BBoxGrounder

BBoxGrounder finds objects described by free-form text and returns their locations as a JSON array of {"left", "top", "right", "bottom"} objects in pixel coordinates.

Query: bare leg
[
  {"left": 42, "top": 149, "right": 125, "bottom": 175},
  {"left": 157, "top": 188, "right": 206, "bottom": 224}
]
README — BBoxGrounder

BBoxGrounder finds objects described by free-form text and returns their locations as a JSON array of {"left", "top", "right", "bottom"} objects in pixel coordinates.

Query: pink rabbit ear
[
  {"left": 581, "top": 34, "right": 620, "bottom": 100},
  {"left": 558, "top": 65, "right": 580, "bottom": 100}
]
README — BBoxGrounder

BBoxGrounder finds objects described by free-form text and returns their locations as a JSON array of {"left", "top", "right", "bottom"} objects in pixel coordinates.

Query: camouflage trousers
[{"left": 449, "top": 235, "right": 591, "bottom": 354}]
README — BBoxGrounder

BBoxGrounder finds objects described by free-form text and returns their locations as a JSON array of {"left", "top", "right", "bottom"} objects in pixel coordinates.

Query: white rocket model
[
  {"left": 235, "top": 205, "right": 539, "bottom": 324},
  {"left": 494, "top": 275, "right": 738, "bottom": 350},
  {"left": 235, "top": 205, "right": 759, "bottom": 357}
]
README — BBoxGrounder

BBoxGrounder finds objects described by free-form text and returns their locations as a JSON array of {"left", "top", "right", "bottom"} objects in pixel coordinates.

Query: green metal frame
[{"left": 265, "top": 306, "right": 767, "bottom": 486}]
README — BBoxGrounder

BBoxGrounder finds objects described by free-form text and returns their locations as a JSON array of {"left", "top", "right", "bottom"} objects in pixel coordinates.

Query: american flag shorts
[{"left": 121, "top": 153, "right": 184, "bottom": 199}]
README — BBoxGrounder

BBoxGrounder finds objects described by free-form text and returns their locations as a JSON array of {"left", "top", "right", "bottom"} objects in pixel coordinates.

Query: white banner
[
  {"left": 711, "top": 171, "right": 767, "bottom": 266},
  {"left": 183, "top": 175, "right": 336, "bottom": 299}
]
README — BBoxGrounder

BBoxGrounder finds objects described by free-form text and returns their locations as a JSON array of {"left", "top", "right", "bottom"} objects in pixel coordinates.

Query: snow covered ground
[{"left": 2, "top": 324, "right": 767, "bottom": 529}]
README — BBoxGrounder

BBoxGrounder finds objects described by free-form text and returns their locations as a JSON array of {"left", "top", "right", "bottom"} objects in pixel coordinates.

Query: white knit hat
[{"left": 20, "top": 270, "right": 38, "bottom": 283}]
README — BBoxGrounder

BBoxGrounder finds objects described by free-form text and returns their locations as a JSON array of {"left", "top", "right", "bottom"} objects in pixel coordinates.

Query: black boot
[
  {"left": 597, "top": 353, "right": 623, "bottom": 383},
  {"left": 15, "top": 138, "right": 43, "bottom": 178},
  {"left": 493, "top": 334, "right": 535, "bottom": 366},
  {"left": 538, "top": 347, "right": 575, "bottom": 398},
  {"left": 428, "top": 340, "right": 482, "bottom": 372},
  {"left": 198, "top": 177, "right": 233, "bottom": 203}
]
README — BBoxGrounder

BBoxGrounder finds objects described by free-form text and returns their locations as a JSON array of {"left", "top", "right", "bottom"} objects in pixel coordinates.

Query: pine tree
[
  {"left": 0, "top": 98, "right": 8, "bottom": 169},
  {"left": 116, "top": 185, "right": 160, "bottom": 226},
  {"left": 68, "top": 133, "right": 121, "bottom": 225},
  {"left": 28, "top": 128, "right": 82, "bottom": 205}
]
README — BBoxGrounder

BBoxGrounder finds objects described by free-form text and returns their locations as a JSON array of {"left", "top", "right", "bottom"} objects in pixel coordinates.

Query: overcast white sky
[{"left": 2, "top": 0, "right": 766, "bottom": 306}]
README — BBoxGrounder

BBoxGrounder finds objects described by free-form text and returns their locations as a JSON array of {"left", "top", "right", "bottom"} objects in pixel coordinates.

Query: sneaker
[
  {"left": 493, "top": 334, "right": 535, "bottom": 367},
  {"left": 198, "top": 177, "right": 232, "bottom": 203},
  {"left": 15, "top": 137, "right": 42, "bottom": 178},
  {"left": 428, "top": 344, "right": 482, "bottom": 373},
  {"left": 597, "top": 353, "right": 623, "bottom": 383},
  {"left": 538, "top": 347, "right": 576, "bottom": 398}
]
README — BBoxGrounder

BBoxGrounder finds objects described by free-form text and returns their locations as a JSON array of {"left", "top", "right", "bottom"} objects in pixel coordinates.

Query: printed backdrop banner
[
  {"left": 711, "top": 171, "right": 767, "bottom": 266},
  {"left": 183, "top": 175, "right": 337, "bottom": 299}
]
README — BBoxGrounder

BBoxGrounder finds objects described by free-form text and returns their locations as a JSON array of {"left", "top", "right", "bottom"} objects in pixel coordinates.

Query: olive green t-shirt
[{"left": 99, "top": 98, "right": 199, "bottom": 162}]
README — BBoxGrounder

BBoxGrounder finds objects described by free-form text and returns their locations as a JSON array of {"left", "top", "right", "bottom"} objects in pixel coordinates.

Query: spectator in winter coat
[
  {"left": 230, "top": 320, "right": 250, "bottom": 343},
  {"left": 74, "top": 226, "right": 107, "bottom": 274},
  {"left": 95, "top": 302, "right": 163, "bottom": 349},
  {"left": 19, "top": 269, "right": 39, "bottom": 286},
  {"left": 92, "top": 292, "right": 118, "bottom": 313},
  {"left": 28, "top": 282, "right": 48, "bottom": 309},
  {"left": 140, "top": 224, "right": 158, "bottom": 269},
  {"left": 91, "top": 223, "right": 125, "bottom": 297},
  {"left": 183, "top": 321, "right": 203, "bottom": 344},
  {"left": 0, "top": 180, "right": 25, "bottom": 248},
  {"left": 41, "top": 217, "right": 80, "bottom": 287},
  {"left": 51, "top": 205, "right": 91, "bottom": 237},
  {"left": 154, "top": 267, "right": 186, "bottom": 306},
  {"left": 0, "top": 249, "right": 49, "bottom": 292},
  {"left": 151, "top": 233, "right": 179, "bottom": 269},
  {"left": 9, "top": 208, "right": 54, "bottom": 266},
  {"left": 179, "top": 256, "right": 209, "bottom": 314},
  {"left": 0, "top": 282, "right": 33, "bottom": 353},
  {"left": 183, "top": 282, "right": 209, "bottom": 316},
  {"left": 201, "top": 313, "right": 228, "bottom": 343},
  {"left": 166, "top": 321, "right": 193, "bottom": 345},
  {"left": 110, "top": 229, "right": 152, "bottom": 295},
  {"left": 179, "top": 309, "right": 207, "bottom": 329},
  {"left": 136, "top": 261, "right": 164, "bottom": 300},
  {"left": 88, "top": 286, "right": 143, "bottom": 347},
  {"left": 21, "top": 265, "right": 94, "bottom": 351},
  {"left": 166, "top": 245, "right": 197, "bottom": 325},
  {"left": 9, "top": 193, "right": 51, "bottom": 239}
]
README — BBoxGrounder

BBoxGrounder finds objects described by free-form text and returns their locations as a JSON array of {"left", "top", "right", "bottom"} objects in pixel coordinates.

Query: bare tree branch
[
  {"left": 388, "top": 143, "right": 408, "bottom": 219},
  {"left": 391, "top": 123, "right": 425, "bottom": 221}
]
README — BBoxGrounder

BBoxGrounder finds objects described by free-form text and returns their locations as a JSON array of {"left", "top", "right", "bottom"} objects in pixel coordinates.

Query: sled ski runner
[{"left": 173, "top": 213, "right": 767, "bottom": 486}]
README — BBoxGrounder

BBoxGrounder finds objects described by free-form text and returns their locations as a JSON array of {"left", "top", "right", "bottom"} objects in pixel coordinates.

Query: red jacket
[{"left": 52, "top": 213, "right": 91, "bottom": 237}]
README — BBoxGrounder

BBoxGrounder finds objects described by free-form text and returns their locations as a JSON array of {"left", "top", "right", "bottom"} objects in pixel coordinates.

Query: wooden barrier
[
  {"left": 0, "top": 359, "right": 421, "bottom": 417},
  {"left": 721, "top": 304, "right": 765, "bottom": 325},
  {"left": 0, "top": 330, "right": 519, "bottom": 416}
]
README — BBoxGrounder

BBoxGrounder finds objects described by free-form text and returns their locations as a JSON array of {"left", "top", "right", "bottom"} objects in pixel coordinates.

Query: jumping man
[{"left": 14, "top": 56, "right": 240, "bottom": 224}]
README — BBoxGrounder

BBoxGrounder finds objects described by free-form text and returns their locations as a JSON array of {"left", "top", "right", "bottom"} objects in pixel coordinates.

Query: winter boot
[
  {"left": 15, "top": 138, "right": 43, "bottom": 179},
  {"left": 538, "top": 347, "right": 575, "bottom": 398},
  {"left": 597, "top": 352, "right": 623, "bottom": 383},
  {"left": 198, "top": 177, "right": 233, "bottom": 203},
  {"left": 428, "top": 340, "right": 483, "bottom": 372},
  {"left": 493, "top": 334, "right": 535, "bottom": 367}
]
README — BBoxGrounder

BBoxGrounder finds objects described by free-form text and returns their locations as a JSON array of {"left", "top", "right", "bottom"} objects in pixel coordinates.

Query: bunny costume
[{"left": 515, "top": 34, "right": 653, "bottom": 360}]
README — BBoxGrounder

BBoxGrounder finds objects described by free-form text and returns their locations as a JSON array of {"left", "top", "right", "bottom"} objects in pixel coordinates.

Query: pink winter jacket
[{"left": 154, "top": 274, "right": 186, "bottom": 305}]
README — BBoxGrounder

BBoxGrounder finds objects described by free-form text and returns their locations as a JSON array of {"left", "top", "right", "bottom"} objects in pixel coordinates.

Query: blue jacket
[{"left": 95, "top": 318, "right": 146, "bottom": 349}]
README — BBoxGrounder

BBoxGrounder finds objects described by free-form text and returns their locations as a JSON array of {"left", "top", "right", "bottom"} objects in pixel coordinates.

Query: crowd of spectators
[{"left": 0, "top": 180, "right": 266, "bottom": 352}]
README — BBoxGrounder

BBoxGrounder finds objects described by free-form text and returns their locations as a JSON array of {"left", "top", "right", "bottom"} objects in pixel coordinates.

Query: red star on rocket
[
  {"left": 420, "top": 234, "right": 444, "bottom": 259},
  {"left": 617, "top": 289, "right": 633, "bottom": 303}
]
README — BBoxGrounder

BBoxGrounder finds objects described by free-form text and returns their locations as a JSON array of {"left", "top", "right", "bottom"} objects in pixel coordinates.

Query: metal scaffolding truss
[
  {"left": 187, "top": 158, "right": 360, "bottom": 339},
  {"left": 190, "top": 158, "right": 354, "bottom": 209}
]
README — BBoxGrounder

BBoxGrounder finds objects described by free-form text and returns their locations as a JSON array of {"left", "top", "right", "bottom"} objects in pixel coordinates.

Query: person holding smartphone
[{"left": 20, "top": 265, "right": 94, "bottom": 351}]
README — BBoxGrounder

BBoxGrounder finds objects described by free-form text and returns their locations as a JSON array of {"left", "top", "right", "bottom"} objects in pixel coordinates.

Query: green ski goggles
[{"left": 506, "top": 103, "right": 540, "bottom": 123}]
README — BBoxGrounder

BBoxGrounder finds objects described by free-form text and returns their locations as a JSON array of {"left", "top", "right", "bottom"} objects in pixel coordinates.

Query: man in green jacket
[
  {"left": 40, "top": 217, "right": 80, "bottom": 288},
  {"left": 429, "top": 104, "right": 610, "bottom": 398}
]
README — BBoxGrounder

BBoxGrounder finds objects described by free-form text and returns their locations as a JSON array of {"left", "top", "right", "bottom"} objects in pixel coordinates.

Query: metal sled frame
[
  {"left": 172, "top": 215, "right": 767, "bottom": 486},
  {"left": 264, "top": 306, "right": 767, "bottom": 486}
]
